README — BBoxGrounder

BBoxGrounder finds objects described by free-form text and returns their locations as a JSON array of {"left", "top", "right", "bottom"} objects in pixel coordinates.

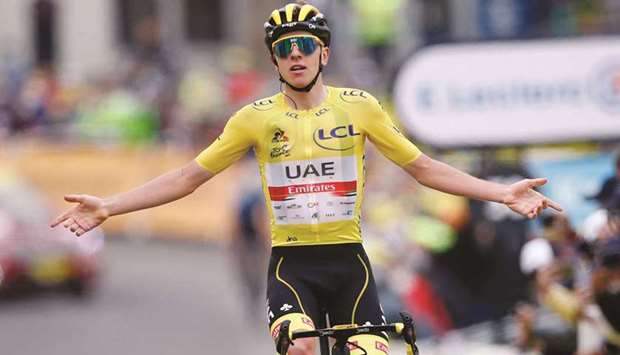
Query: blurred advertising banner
[
  {"left": 394, "top": 37, "right": 620, "bottom": 147},
  {"left": 0, "top": 141, "right": 239, "bottom": 242}
]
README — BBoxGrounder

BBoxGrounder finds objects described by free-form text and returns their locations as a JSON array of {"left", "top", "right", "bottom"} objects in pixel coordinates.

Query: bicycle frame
[{"left": 276, "top": 312, "right": 419, "bottom": 355}]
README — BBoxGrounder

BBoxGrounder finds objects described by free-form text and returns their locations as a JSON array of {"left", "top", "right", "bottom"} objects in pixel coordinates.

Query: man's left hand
[{"left": 503, "top": 178, "right": 563, "bottom": 219}]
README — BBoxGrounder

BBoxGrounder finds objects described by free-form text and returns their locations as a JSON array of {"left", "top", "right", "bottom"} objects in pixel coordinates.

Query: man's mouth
[{"left": 290, "top": 65, "right": 307, "bottom": 72}]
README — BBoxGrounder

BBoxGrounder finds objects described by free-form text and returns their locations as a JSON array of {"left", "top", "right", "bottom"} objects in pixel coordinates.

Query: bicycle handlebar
[
  {"left": 276, "top": 312, "right": 419, "bottom": 355},
  {"left": 291, "top": 322, "right": 406, "bottom": 340}
]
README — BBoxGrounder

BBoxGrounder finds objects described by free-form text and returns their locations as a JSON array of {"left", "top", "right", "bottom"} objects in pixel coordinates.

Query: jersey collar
[{"left": 276, "top": 86, "right": 334, "bottom": 115}]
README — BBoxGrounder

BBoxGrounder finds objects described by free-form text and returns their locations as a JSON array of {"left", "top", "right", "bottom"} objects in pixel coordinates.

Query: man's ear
[{"left": 321, "top": 47, "right": 330, "bottom": 66}]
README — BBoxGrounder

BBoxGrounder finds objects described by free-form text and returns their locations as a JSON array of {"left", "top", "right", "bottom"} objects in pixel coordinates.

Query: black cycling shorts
[{"left": 266, "top": 243, "right": 386, "bottom": 337}]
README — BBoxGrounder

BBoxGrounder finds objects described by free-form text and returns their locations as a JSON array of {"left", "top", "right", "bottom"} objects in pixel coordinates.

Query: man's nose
[{"left": 289, "top": 44, "right": 303, "bottom": 59}]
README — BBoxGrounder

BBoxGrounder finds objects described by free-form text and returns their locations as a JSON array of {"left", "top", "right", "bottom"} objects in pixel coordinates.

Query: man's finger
[
  {"left": 64, "top": 194, "right": 84, "bottom": 203},
  {"left": 50, "top": 212, "right": 70, "bottom": 227},
  {"left": 545, "top": 198, "right": 563, "bottom": 212},
  {"left": 63, "top": 218, "right": 74, "bottom": 228},
  {"left": 76, "top": 228, "right": 86, "bottom": 237},
  {"left": 528, "top": 178, "right": 548, "bottom": 188},
  {"left": 69, "top": 223, "right": 79, "bottom": 233},
  {"left": 74, "top": 218, "right": 88, "bottom": 230}
]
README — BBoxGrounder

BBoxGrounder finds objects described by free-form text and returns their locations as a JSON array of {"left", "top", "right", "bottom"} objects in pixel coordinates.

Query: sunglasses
[{"left": 272, "top": 35, "right": 322, "bottom": 59}]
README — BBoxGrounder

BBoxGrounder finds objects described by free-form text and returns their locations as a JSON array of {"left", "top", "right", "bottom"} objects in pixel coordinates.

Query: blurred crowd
[
  {"left": 512, "top": 155, "right": 620, "bottom": 354},
  {"left": 2, "top": 0, "right": 620, "bottom": 147},
  {"left": 0, "top": 16, "right": 270, "bottom": 147}
]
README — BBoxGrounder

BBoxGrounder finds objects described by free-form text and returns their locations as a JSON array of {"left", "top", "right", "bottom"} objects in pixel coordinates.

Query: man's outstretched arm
[
  {"left": 50, "top": 161, "right": 213, "bottom": 236},
  {"left": 403, "top": 154, "right": 562, "bottom": 219}
]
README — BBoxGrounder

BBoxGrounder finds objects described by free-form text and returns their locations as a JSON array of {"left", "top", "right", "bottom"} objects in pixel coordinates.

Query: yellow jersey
[{"left": 195, "top": 86, "right": 421, "bottom": 247}]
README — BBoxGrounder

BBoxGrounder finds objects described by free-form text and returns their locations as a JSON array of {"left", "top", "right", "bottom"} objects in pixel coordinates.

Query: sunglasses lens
[
  {"left": 297, "top": 37, "right": 317, "bottom": 56},
  {"left": 274, "top": 40, "right": 293, "bottom": 58},
  {"left": 273, "top": 37, "right": 318, "bottom": 58}
]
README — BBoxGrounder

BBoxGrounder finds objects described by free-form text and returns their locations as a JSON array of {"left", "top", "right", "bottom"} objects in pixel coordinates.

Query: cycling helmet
[{"left": 264, "top": 3, "right": 331, "bottom": 51}]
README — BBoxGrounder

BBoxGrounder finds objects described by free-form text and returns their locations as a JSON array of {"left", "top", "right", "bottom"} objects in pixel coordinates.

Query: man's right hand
[{"left": 50, "top": 194, "right": 110, "bottom": 237}]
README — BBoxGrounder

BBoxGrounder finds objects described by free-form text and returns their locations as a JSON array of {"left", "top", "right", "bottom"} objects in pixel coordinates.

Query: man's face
[{"left": 272, "top": 31, "right": 329, "bottom": 88}]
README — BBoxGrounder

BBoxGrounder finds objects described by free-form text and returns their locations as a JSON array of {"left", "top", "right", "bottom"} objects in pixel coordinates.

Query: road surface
[{"left": 0, "top": 237, "right": 273, "bottom": 355}]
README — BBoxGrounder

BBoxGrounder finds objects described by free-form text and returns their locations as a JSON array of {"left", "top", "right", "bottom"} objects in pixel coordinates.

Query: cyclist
[{"left": 51, "top": 2, "right": 562, "bottom": 354}]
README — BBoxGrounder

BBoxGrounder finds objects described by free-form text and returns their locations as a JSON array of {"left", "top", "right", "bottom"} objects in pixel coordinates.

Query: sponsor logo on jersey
[
  {"left": 313, "top": 124, "right": 360, "bottom": 151},
  {"left": 316, "top": 125, "right": 360, "bottom": 140},
  {"left": 270, "top": 128, "right": 291, "bottom": 158},
  {"left": 268, "top": 181, "right": 357, "bottom": 201},
  {"left": 285, "top": 161, "right": 335, "bottom": 179},
  {"left": 271, "top": 146, "right": 291, "bottom": 158},
  {"left": 315, "top": 107, "right": 330, "bottom": 117},
  {"left": 252, "top": 98, "right": 276, "bottom": 111},
  {"left": 266, "top": 157, "right": 358, "bottom": 225},
  {"left": 286, "top": 111, "right": 299, "bottom": 119},
  {"left": 272, "top": 128, "right": 289, "bottom": 143},
  {"left": 280, "top": 303, "right": 293, "bottom": 311},
  {"left": 339, "top": 89, "right": 369, "bottom": 103}
]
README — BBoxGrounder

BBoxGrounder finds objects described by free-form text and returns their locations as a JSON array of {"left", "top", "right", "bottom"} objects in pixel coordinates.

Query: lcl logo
[
  {"left": 341, "top": 90, "right": 367, "bottom": 98},
  {"left": 339, "top": 90, "right": 369, "bottom": 103},
  {"left": 315, "top": 125, "right": 360, "bottom": 140},
  {"left": 313, "top": 124, "right": 360, "bottom": 151},
  {"left": 252, "top": 99, "right": 275, "bottom": 111}
]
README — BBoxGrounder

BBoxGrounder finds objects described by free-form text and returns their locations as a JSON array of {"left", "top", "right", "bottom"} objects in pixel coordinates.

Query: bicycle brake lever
[{"left": 275, "top": 320, "right": 294, "bottom": 354}]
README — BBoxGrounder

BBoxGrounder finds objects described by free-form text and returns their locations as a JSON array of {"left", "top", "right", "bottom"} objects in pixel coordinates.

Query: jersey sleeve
[
  {"left": 362, "top": 95, "right": 422, "bottom": 166},
  {"left": 195, "top": 109, "right": 255, "bottom": 174}
]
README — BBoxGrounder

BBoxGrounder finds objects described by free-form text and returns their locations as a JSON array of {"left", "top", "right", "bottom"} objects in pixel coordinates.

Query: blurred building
[{"left": 0, "top": 0, "right": 284, "bottom": 82}]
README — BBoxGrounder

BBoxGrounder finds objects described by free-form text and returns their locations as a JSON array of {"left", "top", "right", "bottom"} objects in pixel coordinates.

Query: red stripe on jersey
[{"left": 268, "top": 181, "right": 357, "bottom": 201}]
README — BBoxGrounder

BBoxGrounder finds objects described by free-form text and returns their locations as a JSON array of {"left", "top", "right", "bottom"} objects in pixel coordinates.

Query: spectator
[
  {"left": 582, "top": 152, "right": 620, "bottom": 242},
  {"left": 588, "top": 153, "right": 620, "bottom": 209},
  {"left": 516, "top": 213, "right": 582, "bottom": 355},
  {"left": 535, "top": 189, "right": 620, "bottom": 354}
]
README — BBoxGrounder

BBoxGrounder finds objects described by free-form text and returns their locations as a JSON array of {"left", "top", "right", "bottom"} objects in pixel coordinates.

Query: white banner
[{"left": 394, "top": 37, "right": 620, "bottom": 147}]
